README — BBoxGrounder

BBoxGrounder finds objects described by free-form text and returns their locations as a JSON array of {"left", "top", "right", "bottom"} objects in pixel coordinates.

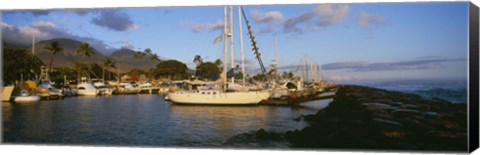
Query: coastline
[{"left": 225, "top": 85, "right": 467, "bottom": 152}]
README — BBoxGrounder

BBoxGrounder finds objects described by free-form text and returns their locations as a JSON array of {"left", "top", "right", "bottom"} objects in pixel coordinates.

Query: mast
[
  {"left": 229, "top": 6, "right": 235, "bottom": 83},
  {"left": 223, "top": 6, "right": 228, "bottom": 90},
  {"left": 241, "top": 7, "right": 267, "bottom": 75},
  {"left": 238, "top": 6, "right": 246, "bottom": 84},
  {"left": 32, "top": 33, "right": 35, "bottom": 55},
  {"left": 274, "top": 34, "right": 279, "bottom": 76}
]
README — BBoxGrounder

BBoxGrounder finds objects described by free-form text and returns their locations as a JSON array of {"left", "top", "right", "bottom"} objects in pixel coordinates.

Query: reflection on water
[{"left": 2, "top": 95, "right": 331, "bottom": 147}]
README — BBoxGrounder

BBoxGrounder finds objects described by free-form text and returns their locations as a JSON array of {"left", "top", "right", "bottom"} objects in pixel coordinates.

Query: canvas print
[{"left": 1, "top": 2, "right": 473, "bottom": 152}]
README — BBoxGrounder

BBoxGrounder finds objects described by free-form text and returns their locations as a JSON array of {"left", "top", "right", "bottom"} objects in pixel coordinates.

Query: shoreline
[{"left": 224, "top": 85, "right": 467, "bottom": 151}]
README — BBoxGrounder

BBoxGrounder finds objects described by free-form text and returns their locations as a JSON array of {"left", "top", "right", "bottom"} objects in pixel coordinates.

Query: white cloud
[
  {"left": 284, "top": 4, "right": 350, "bottom": 33},
  {"left": 184, "top": 19, "right": 224, "bottom": 33},
  {"left": 251, "top": 11, "right": 284, "bottom": 23},
  {"left": 357, "top": 12, "right": 386, "bottom": 27},
  {"left": 314, "top": 4, "right": 350, "bottom": 26}
]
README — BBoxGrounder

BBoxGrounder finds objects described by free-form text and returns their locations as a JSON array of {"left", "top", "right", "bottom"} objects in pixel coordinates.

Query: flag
[{"left": 212, "top": 33, "right": 222, "bottom": 45}]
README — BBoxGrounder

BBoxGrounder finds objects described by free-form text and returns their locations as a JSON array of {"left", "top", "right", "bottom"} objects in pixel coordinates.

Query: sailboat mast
[
  {"left": 223, "top": 6, "right": 228, "bottom": 89},
  {"left": 238, "top": 6, "right": 246, "bottom": 84},
  {"left": 32, "top": 33, "right": 35, "bottom": 55},
  {"left": 229, "top": 6, "right": 235, "bottom": 83},
  {"left": 274, "top": 34, "right": 279, "bottom": 75}
]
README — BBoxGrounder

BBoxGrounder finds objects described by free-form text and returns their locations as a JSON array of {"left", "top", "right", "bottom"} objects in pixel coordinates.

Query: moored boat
[
  {"left": 113, "top": 82, "right": 140, "bottom": 95},
  {"left": 2, "top": 85, "right": 14, "bottom": 102},
  {"left": 14, "top": 90, "right": 40, "bottom": 102},
  {"left": 138, "top": 82, "right": 159, "bottom": 94},
  {"left": 92, "top": 79, "right": 113, "bottom": 95},
  {"left": 77, "top": 82, "right": 99, "bottom": 96},
  {"left": 167, "top": 90, "right": 270, "bottom": 105},
  {"left": 37, "top": 82, "right": 64, "bottom": 99}
]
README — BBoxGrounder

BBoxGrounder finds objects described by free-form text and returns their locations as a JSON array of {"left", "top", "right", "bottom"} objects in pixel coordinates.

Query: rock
[
  {"left": 423, "top": 111, "right": 438, "bottom": 116},
  {"left": 373, "top": 118, "right": 403, "bottom": 126},
  {"left": 255, "top": 129, "right": 283, "bottom": 141},
  {"left": 400, "top": 104, "right": 419, "bottom": 109},
  {"left": 391, "top": 109, "right": 421, "bottom": 117},
  {"left": 229, "top": 85, "right": 467, "bottom": 150}
]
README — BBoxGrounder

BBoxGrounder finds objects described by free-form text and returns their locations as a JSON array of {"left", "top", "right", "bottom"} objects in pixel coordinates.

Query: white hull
[
  {"left": 2, "top": 86, "right": 14, "bottom": 101},
  {"left": 167, "top": 90, "right": 270, "bottom": 105},
  {"left": 77, "top": 90, "right": 98, "bottom": 96},
  {"left": 14, "top": 96, "right": 40, "bottom": 102}
]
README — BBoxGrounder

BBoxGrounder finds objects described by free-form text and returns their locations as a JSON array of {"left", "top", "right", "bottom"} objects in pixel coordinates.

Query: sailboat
[{"left": 167, "top": 6, "right": 270, "bottom": 105}]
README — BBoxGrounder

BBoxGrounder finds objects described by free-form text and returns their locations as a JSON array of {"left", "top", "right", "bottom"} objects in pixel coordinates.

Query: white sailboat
[{"left": 167, "top": 6, "right": 270, "bottom": 105}]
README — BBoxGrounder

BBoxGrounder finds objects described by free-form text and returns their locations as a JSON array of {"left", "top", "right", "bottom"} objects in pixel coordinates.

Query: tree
[
  {"left": 151, "top": 53, "right": 160, "bottom": 62},
  {"left": 50, "top": 67, "right": 77, "bottom": 84},
  {"left": 214, "top": 59, "right": 222, "bottom": 66},
  {"left": 103, "top": 57, "right": 116, "bottom": 80},
  {"left": 133, "top": 51, "right": 145, "bottom": 59},
  {"left": 193, "top": 55, "right": 203, "bottom": 66},
  {"left": 76, "top": 42, "right": 96, "bottom": 57},
  {"left": 152, "top": 60, "right": 188, "bottom": 80},
  {"left": 126, "top": 68, "right": 147, "bottom": 75},
  {"left": 44, "top": 41, "right": 64, "bottom": 72},
  {"left": 2, "top": 46, "right": 44, "bottom": 84},
  {"left": 195, "top": 61, "right": 221, "bottom": 80},
  {"left": 89, "top": 63, "right": 102, "bottom": 78},
  {"left": 74, "top": 62, "right": 90, "bottom": 79},
  {"left": 144, "top": 48, "right": 152, "bottom": 55}
]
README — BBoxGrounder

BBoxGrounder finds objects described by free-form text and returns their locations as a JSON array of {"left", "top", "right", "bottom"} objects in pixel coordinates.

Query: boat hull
[
  {"left": 2, "top": 86, "right": 14, "bottom": 101},
  {"left": 14, "top": 96, "right": 40, "bottom": 102},
  {"left": 167, "top": 91, "right": 270, "bottom": 105},
  {"left": 77, "top": 90, "right": 98, "bottom": 96},
  {"left": 114, "top": 89, "right": 140, "bottom": 95}
]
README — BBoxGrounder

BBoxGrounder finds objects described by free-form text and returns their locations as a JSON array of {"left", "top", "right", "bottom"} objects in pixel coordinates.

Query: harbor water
[{"left": 2, "top": 94, "right": 331, "bottom": 147}]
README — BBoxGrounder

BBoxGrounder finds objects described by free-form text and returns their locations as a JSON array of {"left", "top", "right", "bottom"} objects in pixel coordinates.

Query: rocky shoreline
[{"left": 224, "top": 85, "right": 467, "bottom": 151}]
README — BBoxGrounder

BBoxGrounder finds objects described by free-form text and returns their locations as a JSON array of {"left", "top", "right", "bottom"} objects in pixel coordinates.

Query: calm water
[{"left": 2, "top": 94, "right": 331, "bottom": 147}]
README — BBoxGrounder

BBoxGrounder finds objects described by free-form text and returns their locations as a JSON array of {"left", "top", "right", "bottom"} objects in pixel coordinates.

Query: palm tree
[
  {"left": 151, "top": 53, "right": 160, "bottom": 62},
  {"left": 74, "top": 62, "right": 90, "bottom": 80},
  {"left": 214, "top": 59, "right": 222, "bottom": 69},
  {"left": 76, "top": 42, "right": 95, "bottom": 57},
  {"left": 144, "top": 48, "right": 152, "bottom": 55},
  {"left": 44, "top": 41, "right": 64, "bottom": 72},
  {"left": 193, "top": 55, "right": 203, "bottom": 66},
  {"left": 103, "top": 57, "right": 116, "bottom": 81}
]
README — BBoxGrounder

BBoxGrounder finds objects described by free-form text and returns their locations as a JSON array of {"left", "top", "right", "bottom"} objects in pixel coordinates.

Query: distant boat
[
  {"left": 138, "top": 82, "right": 159, "bottom": 94},
  {"left": 14, "top": 90, "right": 40, "bottom": 102},
  {"left": 113, "top": 82, "right": 140, "bottom": 95},
  {"left": 77, "top": 82, "right": 99, "bottom": 96},
  {"left": 37, "top": 82, "right": 65, "bottom": 99},
  {"left": 2, "top": 85, "right": 14, "bottom": 102},
  {"left": 76, "top": 77, "right": 99, "bottom": 96},
  {"left": 92, "top": 79, "right": 113, "bottom": 95}
]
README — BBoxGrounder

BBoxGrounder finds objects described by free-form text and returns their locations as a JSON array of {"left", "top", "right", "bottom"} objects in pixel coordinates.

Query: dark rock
[{"left": 227, "top": 85, "right": 467, "bottom": 151}]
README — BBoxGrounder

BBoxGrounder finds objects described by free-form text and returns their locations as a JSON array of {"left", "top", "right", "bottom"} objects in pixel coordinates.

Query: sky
[{"left": 0, "top": 2, "right": 469, "bottom": 83}]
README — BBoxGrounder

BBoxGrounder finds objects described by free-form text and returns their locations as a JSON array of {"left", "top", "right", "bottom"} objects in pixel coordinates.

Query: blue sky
[{"left": 1, "top": 2, "right": 469, "bottom": 82}]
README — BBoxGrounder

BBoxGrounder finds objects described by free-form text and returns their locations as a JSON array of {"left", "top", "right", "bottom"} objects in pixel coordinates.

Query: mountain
[
  {"left": 34, "top": 38, "right": 107, "bottom": 69},
  {"left": 8, "top": 38, "right": 160, "bottom": 73},
  {"left": 110, "top": 48, "right": 160, "bottom": 72}
]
